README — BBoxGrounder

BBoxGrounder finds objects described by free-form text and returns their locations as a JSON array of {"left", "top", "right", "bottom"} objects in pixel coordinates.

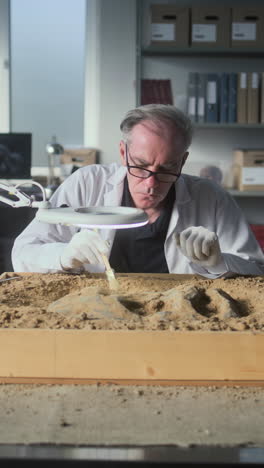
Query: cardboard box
[
  {"left": 60, "top": 147, "right": 97, "bottom": 166},
  {"left": 231, "top": 7, "right": 264, "bottom": 47},
  {"left": 233, "top": 149, "right": 264, "bottom": 191},
  {"left": 191, "top": 7, "right": 230, "bottom": 48},
  {"left": 60, "top": 147, "right": 98, "bottom": 180},
  {"left": 150, "top": 5, "right": 189, "bottom": 47}
]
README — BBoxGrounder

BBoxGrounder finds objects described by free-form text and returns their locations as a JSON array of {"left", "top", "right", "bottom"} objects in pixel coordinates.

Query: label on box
[
  {"left": 151, "top": 23, "right": 175, "bottom": 41},
  {"left": 192, "top": 24, "right": 216, "bottom": 42},
  {"left": 242, "top": 167, "right": 264, "bottom": 185},
  {"left": 232, "top": 23, "right": 256, "bottom": 41}
]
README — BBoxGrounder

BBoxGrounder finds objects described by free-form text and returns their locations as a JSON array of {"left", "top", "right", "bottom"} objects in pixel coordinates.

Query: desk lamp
[{"left": 0, "top": 181, "right": 149, "bottom": 289}]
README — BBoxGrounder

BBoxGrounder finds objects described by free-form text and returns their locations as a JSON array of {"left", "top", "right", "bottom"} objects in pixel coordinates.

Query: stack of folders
[{"left": 187, "top": 72, "right": 264, "bottom": 124}]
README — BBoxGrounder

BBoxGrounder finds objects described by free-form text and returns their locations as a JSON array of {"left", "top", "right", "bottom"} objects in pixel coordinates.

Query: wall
[
  {"left": 0, "top": 0, "right": 10, "bottom": 132},
  {"left": 2, "top": 0, "right": 137, "bottom": 169},
  {"left": 10, "top": 0, "right": 86, "bottom": 167},
  {"left": 84, "top": 0, "right": 137, "bottom": 165}
]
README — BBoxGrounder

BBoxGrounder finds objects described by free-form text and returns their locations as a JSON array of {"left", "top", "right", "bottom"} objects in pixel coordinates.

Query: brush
[
  {"left": 100, "top": 253, "right": 119, "bottom": 292},
  {"left": 93, "top": 228, "right": 119, "bottom": 291}
]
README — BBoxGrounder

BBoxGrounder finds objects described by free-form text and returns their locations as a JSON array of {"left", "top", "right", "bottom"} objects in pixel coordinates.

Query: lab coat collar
[
  {"left": 174, "top": 174, "right": 192, "bottom": 204},
  {"left": 104, "top": 165, "right": 127, "bottom": 206},
  {"left": 100, "top": 165, "right": 126, "bottom": 247},
  {"left": 166, "top": 174, "right": 192, "bottom": 239},
  {"left": 108, "top": 164, "right": 127, "bottom": 185}
]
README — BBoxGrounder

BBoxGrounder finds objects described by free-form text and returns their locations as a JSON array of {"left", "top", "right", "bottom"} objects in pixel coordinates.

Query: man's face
[{"left": 120, "top": 121, "right": 188, "bottom": 210}]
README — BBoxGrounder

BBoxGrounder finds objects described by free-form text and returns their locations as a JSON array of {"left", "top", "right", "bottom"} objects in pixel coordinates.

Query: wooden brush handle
[{"left": 101, "top": 253, "right": 112, "bottom": 272}]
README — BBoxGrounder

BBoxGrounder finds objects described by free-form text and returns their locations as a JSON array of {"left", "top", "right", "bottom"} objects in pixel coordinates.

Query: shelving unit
[
  {"left": 136, "top": 0, "right": 264, "bottom": 224},
  {"left": 229, "top": 189, "right": 264, "bottom": 197},
  {"left": 141, "top": 46, "right": 264, "bottom": 57},
  {"left": 195, "top": 123, "right": 264, "bottom": 129}
]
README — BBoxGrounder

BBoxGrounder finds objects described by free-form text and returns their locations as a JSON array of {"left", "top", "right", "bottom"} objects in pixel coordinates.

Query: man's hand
[
  {"left": 60, "top": 230, "right": 108, "bottom": 271},
  {"left": 175, "top": 226, "right": 222, "bottom": 268}
]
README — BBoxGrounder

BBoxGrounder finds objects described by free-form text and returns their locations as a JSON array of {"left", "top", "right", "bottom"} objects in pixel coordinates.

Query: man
[{"left": 12, "top": 104, "right": 264, "bottom": 277}]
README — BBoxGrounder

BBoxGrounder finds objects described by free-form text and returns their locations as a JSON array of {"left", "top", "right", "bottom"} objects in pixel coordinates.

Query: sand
[{"left": 0, "top": 272, "right": 263, "bottom": 332}]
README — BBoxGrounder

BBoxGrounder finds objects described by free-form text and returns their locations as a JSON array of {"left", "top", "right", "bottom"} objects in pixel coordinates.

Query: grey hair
[{"left": 120, "top": 104, "right": 193, "bottom": 151}]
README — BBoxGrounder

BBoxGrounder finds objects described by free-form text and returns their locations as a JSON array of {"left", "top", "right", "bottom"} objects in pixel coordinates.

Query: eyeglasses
[{"left": 125, "top": 143, "right": 182, "bottom": 183}]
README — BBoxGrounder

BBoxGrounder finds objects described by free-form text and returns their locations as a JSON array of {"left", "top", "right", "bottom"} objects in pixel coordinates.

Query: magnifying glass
[
  {"left": 0, "top": 181, "right": 149, "bottom": 229},
  {"left": 36, "top": 205, "right": 148, "bottom": 229}
]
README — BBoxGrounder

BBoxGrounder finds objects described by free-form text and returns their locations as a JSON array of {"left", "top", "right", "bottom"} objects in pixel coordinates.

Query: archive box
[
  {"left": 191, "top": 7, "right": 230, "bottom": 48},
  {"left": 231, "top": 7, "right": 264, "bottom": 48},
  {"left": 233, "top": 149, "right": 264, "bottom": 191},
  {"left": 150, "top": 4, "right": 189, "bottom": 47}
]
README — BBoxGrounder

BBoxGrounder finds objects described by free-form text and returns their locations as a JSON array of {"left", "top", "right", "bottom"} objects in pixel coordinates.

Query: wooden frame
[{"left": 1, "top": 328, "right": 264, "bottom": 385}]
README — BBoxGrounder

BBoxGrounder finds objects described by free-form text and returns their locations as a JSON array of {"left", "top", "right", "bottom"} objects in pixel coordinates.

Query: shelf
[
  {"left": 141, "top": 46, "right": 264, "bottom": 57},
  {"left": 194, "top": 124, "right": 264, "bottom": 129},
  {"left": 228, "top": 190, "right": 264, "bottom": 197}
]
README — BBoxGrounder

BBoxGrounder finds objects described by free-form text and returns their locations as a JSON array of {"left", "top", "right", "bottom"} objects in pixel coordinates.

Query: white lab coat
[{"left": 12, "top": 163, "right": 264, "bottom": 277}]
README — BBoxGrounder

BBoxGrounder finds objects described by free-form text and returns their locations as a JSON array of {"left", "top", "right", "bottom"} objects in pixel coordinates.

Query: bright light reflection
[{"left": 71, "top": 221, "right": 149, "bottom": 229}]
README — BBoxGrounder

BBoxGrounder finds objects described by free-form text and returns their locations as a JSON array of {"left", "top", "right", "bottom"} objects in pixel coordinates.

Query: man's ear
[{"left": 119, "top": 140, "right": 126, "bottom": 166}]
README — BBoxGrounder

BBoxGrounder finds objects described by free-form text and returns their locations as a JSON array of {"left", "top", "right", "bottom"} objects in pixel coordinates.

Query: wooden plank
[
  {"left": 0, "top": 272, "right": 201, "bottom": 281},
  {"left": 1, "top": 378, "right": 264, "bottom": 386},
  {"left": 55, "top": 330, "right": 264, "bottom": 380},
  {"left": 0, "top": 329, "right": 55, "bottom": 377},
  {"left": 117, "top": 273, "right": 201, "bottom": 280},
  {"left": 0, "top": 329, "right": 264, "bottom": 384}
]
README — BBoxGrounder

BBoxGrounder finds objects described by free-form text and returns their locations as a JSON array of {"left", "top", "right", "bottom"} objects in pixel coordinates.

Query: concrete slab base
[{"left": 0, "top": 383, "right": 263, "bottom": 447}]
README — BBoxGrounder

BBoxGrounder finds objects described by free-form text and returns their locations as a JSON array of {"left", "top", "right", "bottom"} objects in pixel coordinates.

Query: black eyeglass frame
[{"left": 125, "top": 143, "right": 182, "bottom": 183}]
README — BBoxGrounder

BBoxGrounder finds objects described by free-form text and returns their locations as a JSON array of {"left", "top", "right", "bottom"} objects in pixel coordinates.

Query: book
[
  {"left": 141, "top": 79, "right": 151, "bottom": 105},
  {"left": 187, "top": 72, "right": 198, "bottom": 122},
  {"left": 237, "top": 72, "right": 247, "bottom": 124},
  {"left": 219, "top": 73, "right": 229, "bottom": 123},
  {"left": 205, "top": 73, "right": 218, "bottom": 123},
  {"left": 151, "top": 79, "right": 161, "bottom": 103},
  {"left": 140, "top": 79, "right": 173, "bottom": 105},
  {"left": 197, "top": 73, "right": 206, "bottom": 123},
  {"left": 228, "top": 73, "right": 237, "bottom": 123},
  {"left": 261, "top": 72, "right": 264, "bottom": 124},
  {"left": 247, "top": 72, "right": 259, "bottom": 124},
  {"left": 158, "top": 79, "right": 173, "bottom": 105}
]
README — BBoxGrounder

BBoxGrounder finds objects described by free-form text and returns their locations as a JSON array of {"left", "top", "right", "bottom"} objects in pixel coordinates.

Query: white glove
[
  {"left": 60, "top": 230, "right": 108, "bottom": 271},
  {"left": 175, "top": 226, "right": 222, "bottom": 268}
]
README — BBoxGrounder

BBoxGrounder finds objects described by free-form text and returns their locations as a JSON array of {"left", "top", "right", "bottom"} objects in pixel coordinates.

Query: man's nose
[{"left": 145, "top": 173, "right": 158, "bottom": 187}]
